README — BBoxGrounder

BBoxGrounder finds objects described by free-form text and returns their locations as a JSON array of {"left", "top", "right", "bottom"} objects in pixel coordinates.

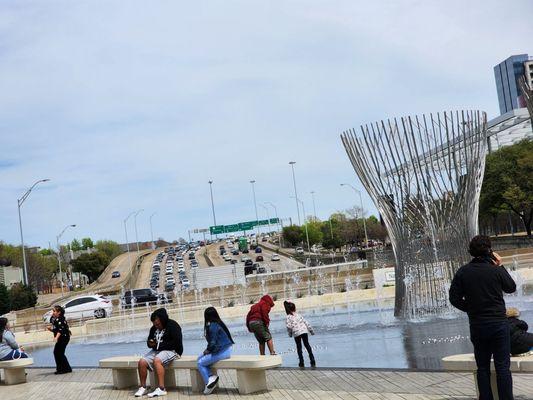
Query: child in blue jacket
[{"left": 197, "top": 307, "right": 234, "bottom": 395}]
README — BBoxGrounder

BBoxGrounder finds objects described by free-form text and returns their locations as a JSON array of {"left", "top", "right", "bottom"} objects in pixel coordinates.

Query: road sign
[
  {"left": 210, "top": 225, "right": 225, "bottom": 235},
  {"left": 225, "top": 224, "right": 240, "bottom": 233},
  {"left": 269, "top": 218, "right": 280, "bottom": 224},
  {"left": 239, "top": 221, "right": 255, "bottom": 231},
  {"left": 257, "top": 219, "right": 270, "bottom": 226},
  {"left": 192, "top": 228, "right": 209, "bottom": 234}
]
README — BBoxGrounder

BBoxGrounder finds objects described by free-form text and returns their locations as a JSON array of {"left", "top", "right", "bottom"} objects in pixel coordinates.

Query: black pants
[
  {"left": 470, "top": 321, "right": 513, "bottom": 400},
  {"left": 294, "top": 333, "right": 315, "bottom": 365},
  {"left": 54, "top": 336, "right": 72, "bottom": 373}
]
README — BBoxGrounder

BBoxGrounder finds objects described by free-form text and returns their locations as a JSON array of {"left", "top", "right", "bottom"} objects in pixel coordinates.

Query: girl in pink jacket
[{"left": 284, "top": 300, "right": 315, "bottom": 368}]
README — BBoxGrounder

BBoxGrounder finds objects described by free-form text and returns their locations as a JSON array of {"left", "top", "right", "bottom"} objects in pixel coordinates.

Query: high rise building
[
  {"left": 525, "top": 60, "right": 533, "bottom": 90},
  {"left": 493, "top": 54, "right": 529, "bottom": 115}
]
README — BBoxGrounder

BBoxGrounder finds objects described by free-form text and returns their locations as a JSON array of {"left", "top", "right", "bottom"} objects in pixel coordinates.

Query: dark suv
[{"left": 122, "top": 288, "right": 159, "bottom": 307}]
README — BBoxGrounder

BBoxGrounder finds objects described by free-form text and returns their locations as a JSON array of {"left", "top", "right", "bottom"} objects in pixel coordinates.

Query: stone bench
[
  {"left": 99, "top": 354, "right": 282, "bottom": 394},
  {"left": 442, "top": 353, "right": 533, "bottom": 399},
  {"left": 0, "top": 358, "right": 34, "bottom": 385}
]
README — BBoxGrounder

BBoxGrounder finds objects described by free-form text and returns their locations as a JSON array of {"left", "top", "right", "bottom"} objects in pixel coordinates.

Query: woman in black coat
[
  {"left": 507, "top": 308, "right": 533, "bottom": 355},
  {"left": 47, "top": 305, "right": 72, "bottom": 374}
]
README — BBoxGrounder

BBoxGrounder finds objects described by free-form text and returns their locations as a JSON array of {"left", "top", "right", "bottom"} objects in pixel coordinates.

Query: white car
[
  {"left": 177, "top": 261, "right": 184, "bottom": 267},
  {"left": 271, "top": 254, "right": 281, "bottom": 261},
  {"left": 223, "top": 254, "right": 232, "bottom": 261},
  {"left": 181, "top": 279, "right": 190, "bottom": 288},
  {"left": 177, "top": 266, "right": 185, "bottom": 272},
  {"left": 43, "top": 294, "right": 113, "bottom": 322}
]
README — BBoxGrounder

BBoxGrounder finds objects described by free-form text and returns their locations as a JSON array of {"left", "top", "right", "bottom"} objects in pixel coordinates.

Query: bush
[
  {"left": 9, "top": 283, "right": 37, "bottom": 310},
  {"left": 0, "top": 284, "right": 10, "bottom": 315}
]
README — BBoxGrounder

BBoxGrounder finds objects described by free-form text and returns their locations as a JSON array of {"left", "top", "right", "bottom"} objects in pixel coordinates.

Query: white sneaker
[
  {"left": 203, "top": 375, "right": 219, "bottom": 395},
  {"left": 147, "top": 388, "right": 167, "bottom": 398},
  {"left": 134, "top": 387, "right": 148, "bottom": 397}
]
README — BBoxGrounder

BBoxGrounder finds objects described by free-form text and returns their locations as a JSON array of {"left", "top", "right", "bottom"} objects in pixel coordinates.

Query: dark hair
[
  {"left": 284, "top": 301, "right": 296, "bottom": 315},
  {"left": 204, "top": 307, "right": 234, "bottom": 344},
  {"left": 0, "top": 317, "right": 7, "bottom": 342},
  {"left": 53, "top": 305, "right": 65, "bottom": 317},
  {"left": 469, "top": 235, "right": 492, "bottom": 257}
]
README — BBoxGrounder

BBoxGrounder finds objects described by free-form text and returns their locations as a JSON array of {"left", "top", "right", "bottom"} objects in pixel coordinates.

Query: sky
[{"left": 1, "top": 0, "right": 532, "bottom": 248}]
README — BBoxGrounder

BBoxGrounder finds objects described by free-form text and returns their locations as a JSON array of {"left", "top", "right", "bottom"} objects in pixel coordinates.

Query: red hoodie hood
[{"left": 260, "top": 295, "right": 274, "bottom": 308}]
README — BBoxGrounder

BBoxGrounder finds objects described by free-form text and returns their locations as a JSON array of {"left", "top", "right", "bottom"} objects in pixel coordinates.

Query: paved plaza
[{"left": 3, "top": 367, "right": 533, "bottom": 400}]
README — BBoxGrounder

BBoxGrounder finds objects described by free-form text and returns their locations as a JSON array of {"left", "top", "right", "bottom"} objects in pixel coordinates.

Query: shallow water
[{"left": 28, "top": 298, "right": 533, "bottom": 370}]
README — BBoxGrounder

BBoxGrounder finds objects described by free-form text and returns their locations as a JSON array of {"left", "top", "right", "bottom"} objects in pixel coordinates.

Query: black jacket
[
  {"left": 51, "top": 315, "right": 71, "bottom": 338},
  {"left": 449, "top": 257, "right": 516, "bottom": 324},
  {"left": 146, "top": 308, "right": 183, "bottom": 355},
  {"left": 508, "top": 317, "right": 533, "bottom": 355}
]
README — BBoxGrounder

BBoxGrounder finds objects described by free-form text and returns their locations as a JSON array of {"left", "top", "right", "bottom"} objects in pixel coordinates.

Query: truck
[{"left": 238, "top": 237, "right": 248, "bottom": 252}]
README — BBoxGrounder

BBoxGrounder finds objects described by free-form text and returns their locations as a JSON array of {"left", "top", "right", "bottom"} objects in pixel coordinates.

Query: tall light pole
[
  {"left": 56, "top": 224, "right": 76, "bottom": 298},
  {"left": 266, "top": 201, "right": 283, "bottom": 247},
  {"left": 124, "top": 211, "right": 135, "bottom": 269},
  {"left": 250, "top": 180, "right": 260, "bottom": 237},
  {"left": 340, "top": 183, "right": 369, "bottom": 248},
  {"left": 208, "top": 180, "right": 217, "bottom": 239},
  {"left": 134, "top": 209, "right": 144, "bottom": 255},
  {"left": 289, "top": 161, "right": 301, "bottom": 225},
  {"left": 17, "top": 178, "right": 51, "bottom": 286},
  {"left": 260, "top": 204, "right": 271, "bottom": 233},
  {"left": 149, "top": 212, "right": 157, "bottom": 249},
  {"left": 290, "top": 196, "right": 310, "bottom": 252},
  {"left": 310, "top": 191, "right": 317, "bottom": 220}
]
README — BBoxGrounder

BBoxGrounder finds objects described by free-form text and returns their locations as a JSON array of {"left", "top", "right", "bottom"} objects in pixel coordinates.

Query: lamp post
[
  {"left": 290, "top": 196, "right": 310, "bottom": 252},
  {"left": 289, "top": 161, "right": 301, "bottom": 225},
  {"left": 208, "top": 180, "right": 217, "bottom": 239},
  {"left": 310, "top": 191, "right": 317, "bottom": 220},
  {"left": 56, "top": 224, "right": 76, "bottom": 298},
  {"left": 250, "top": 180, "right": 260, "bottom": 237},
  {"left": 265, "top": 201, "right": 283, "bottom": 248},
  {"left": 17, "top": 178, "right": 50, "bottom": 286},
  {"left": 260, "top": 204, "right": 271, "bottom": 233},
  {"left": 149, "top": 212, "right": 157, "bottom": 249},
  {"left": 134, "top": 209, "right": 144, "bottom": 255},
  {"left": 340, "top": 183, "right": 369, "bottom": 248},
  {"left": 124, "top": 211, "right": 135, "bottom": 269}
]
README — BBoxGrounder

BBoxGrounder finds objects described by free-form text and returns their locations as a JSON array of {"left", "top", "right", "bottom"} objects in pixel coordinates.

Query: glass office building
[{"left": 494, "top": 54, "right": 529, "bottom": 115}]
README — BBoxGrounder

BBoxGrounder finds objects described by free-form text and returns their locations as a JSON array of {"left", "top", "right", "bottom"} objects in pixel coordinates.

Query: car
[
  {"left": 43, "top": 294, "right": 113, "bottom": 322},
  {"left": 165, "top": 282, "right": 175, "bottom": 291},
  {"left": 252, "top": 263, "right": 260, "bottom": 270},
  {"left": 178, "top": 265, "right": 185, "bottom": 272},
  {"left": 244, "top": 265, "right": 255, "bottom": 275},
  {"left": 244, "top": 259, "right": 253, "bottom": 267},
  {"left": 261, "top": 237, "right": 268, "bottom": 242},
  {"left": 230, "top": 259, "right": 237, "bottom": 264},
  {"left": 111, "top": 271, "right": 121, "bottom": 278},
  {"left": 181, "top": 278, "right": 190, "bottom": 289},
  {"left": 188, "top": 252, "right": 195, "bottom": 260},
  {"left": 121, "top": 288, "right": 159, "bottom": 307},
  {"left": 242, "top": 248, "right": 249, "bottom": 254},
  {"left": 271, "top": 254, "right": 280, "bottom": 261},
  {"left": 241, "top": 255, "right": 250, "bottom": 262},
  {"left": 255, "top": 247, "right": 262, "bottom": 253},
  {"left": 256, "top": 255, "right": 264, "bottom": 262},
  {"left": 295, "top": 247, "right": 304, "bottom": 255},
  {"left": 257, "top": 266, "right": 267, "bottom": 274},
  {"left": 231, "top": 249, "right": 239, "bottom": 255},
  {"left": 223, "top": 254, "right": 232, "bottom": 261}
]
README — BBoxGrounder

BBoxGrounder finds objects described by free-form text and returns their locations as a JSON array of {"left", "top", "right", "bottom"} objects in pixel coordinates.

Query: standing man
[
  {"left": 449, "top": 235, "right": 516, "bottom": 400},
  {"left": 135, "top": 308, "right": 183, "bottom": 398}
]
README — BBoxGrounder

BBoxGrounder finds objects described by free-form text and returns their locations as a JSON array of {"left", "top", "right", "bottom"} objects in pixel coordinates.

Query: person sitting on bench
[
  {"left": 507, "top": 307, "right": 533, "bottom": 355},
  {"left": 0, "top": 317, "right": 29, "bottom": 361}
]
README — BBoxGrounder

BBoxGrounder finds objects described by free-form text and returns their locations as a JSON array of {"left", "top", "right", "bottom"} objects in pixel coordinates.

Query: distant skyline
[{"left": 1, "top": 1, "right": 532, "bottom": 248}]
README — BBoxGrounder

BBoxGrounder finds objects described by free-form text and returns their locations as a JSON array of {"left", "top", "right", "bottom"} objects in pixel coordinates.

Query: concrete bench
[
  {"left": 442, "top": 353, "right": 533, "bottom": 399},
  {"left": 0, "top": 358, "right": 34, "bottom": 385},
  {"left": 99, "top": 354, "right": 282, "bottom": 394}
]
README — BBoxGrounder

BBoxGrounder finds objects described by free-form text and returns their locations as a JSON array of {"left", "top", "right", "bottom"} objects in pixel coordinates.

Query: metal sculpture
[
  {"left": 519, "top": 75, "right": 533, "bottom": 126},
  {"left": 341, "top": 110, "right": 488, "bottom": 318}
]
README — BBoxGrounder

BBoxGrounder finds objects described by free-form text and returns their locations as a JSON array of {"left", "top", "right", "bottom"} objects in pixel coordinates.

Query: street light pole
[
  {"left": 310, "top": 191, "right": 317, "bottom": 220},
  {"left": 250, "top": 180, "right": 260, "bottom": 237},
  {"left": 134, "top": 209, "right": 144, "bottom": 255},
  {"left": 290, "top": 196, "right": 310, "bottom": 252},
  {"left": 17, "top": 178, "right": 51, "bottom": 286},
  {"left": 289, "top": 162, "right": 301, "bottom": 225},
  {"left": 124, "top": 211, "right": 135, "bottom": 269},
  {"left": 149, "top": 212, "right": 157, "bottom": 249},
  {"left": 260, "top": 204, "right": 271, "bottom": 233},
  {"left": 208, "top": 180, "right": 217, "bottom": 239},
  {"left": 340, "top": 183, "right": 369, "bottom": 248},
  {"left": 56, "top": 224, "right": 76, "bottom": 298}
]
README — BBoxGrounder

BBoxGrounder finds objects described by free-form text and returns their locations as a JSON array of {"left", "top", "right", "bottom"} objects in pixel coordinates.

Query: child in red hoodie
[{"left": 246, "top": 295, "right": 276, "bottom": 355}]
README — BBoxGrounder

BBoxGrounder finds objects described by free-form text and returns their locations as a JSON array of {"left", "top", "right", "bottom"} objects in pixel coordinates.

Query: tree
[
  {"left": 303, "top": 221, "right": 323, "bottom": 247},
  {"left": 81, "top": 238, "right": 94, "bottom": 250},
  {"left": 39, "top": 248, "right": 53, "bottom": 256},
  {"left": 282, "top": 225, "right": 303, "bottom": 247},
  {"left": 321, "top": 219, "right": 344, "bottom": 250},
  {"left": 480, "top": 139, "right": 533, "bottom": 236},
  {"left": 94, "top": 240, "right": 122, "bottom": 260},
  {"left": 0, "top": 284, "right": 10, "bottom": 315},
  {"left": 9, "top": 283, "right": 37, "bottom": 310},
  {"left": 70, "top": 239, "right": 82, "bottom": 252},
  {"left": 71, "top": 252, "right": 110, "bottom": 282}
]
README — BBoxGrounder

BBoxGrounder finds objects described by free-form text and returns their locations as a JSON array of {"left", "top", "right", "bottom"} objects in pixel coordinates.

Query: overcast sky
[{"left": 1, "top": 0, "right": 532, "bottom": 248}]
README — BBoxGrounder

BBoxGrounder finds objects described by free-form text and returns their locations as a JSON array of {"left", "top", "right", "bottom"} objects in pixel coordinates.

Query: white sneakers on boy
[
  {"left": 147, "top": 387, "right": 167, "bottom": 397},
  {"left": 134, "top": 387, "right": 149, "bottom": 397},
  {"left": 203, "top": 375, "right": 219, "bottom": 395}
]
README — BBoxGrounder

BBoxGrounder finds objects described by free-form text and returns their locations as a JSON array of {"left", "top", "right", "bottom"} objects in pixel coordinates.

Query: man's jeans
[
  {"left": 197, "top": 346, "right": 232, "bottom": 384},
  {"left": 470, "top": 321, "right": 513, "bottom": 400}
]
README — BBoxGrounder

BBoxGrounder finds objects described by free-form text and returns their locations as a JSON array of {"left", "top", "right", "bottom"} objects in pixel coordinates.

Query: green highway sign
[
  {"left": 239, "top": 221, "right": 255, "bottom": 231},
  {"left": 210, "top": 225, "right": 225, "bottom": 235},
  {"left": 225, "top": 224, "right": 240, "bottom": 233},
  {"left": 269, "top": 218, "right": 279, "bottom": 224},
  {"left": 257, "top": 219, "right": 270, "bottom": 226}
]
